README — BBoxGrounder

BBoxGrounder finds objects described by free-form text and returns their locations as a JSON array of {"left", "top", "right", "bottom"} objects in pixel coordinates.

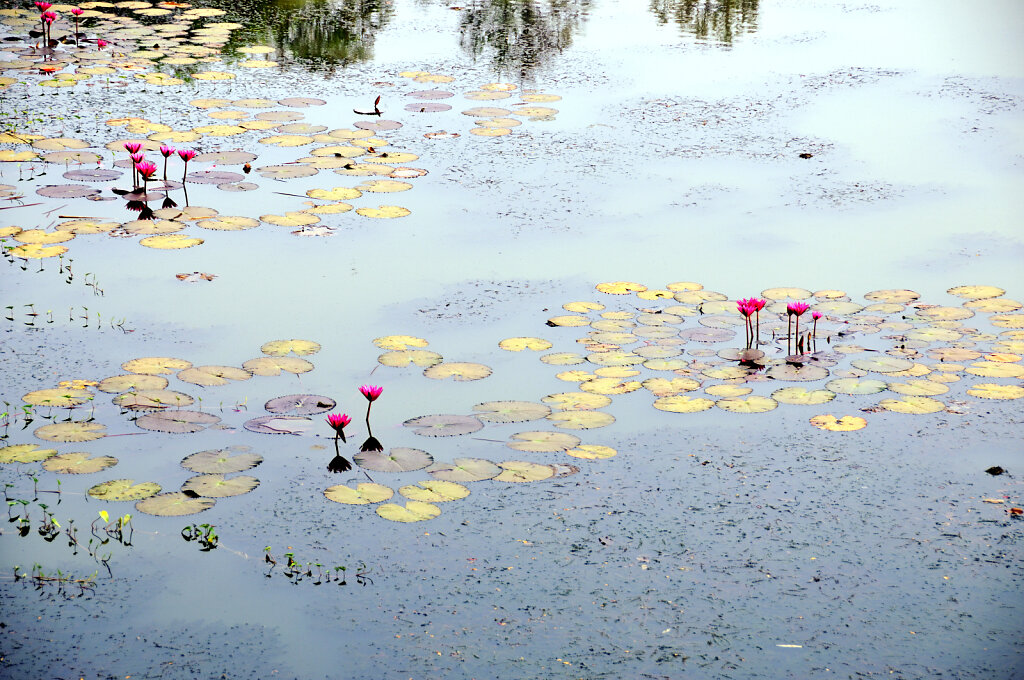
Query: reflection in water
[
  {"left": 454, "top": 0, "right": 592, "bottom": 79},
  {"left": 648, "top": 0, "right": 759, "bottom": 44},
  {"left": 196, "top": 0, "right": 394, "bottom": 67}
]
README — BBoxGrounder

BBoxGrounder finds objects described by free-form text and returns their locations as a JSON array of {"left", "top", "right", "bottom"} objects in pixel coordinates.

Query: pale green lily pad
[
  {"left": 88, "top": 479, "right": 161, "bottom": 501},
  {"left": 181, "top": 446, "right": 263, "bottom": 473},
  {"left": 42, "top": 452, "right": 118, "bottom": 473},
  {"left": 0, "top": 444, "right": 58, "bottom": 464},
  {"left": 135, "top": 492, "right": 216, "bottom": 517},
  {"left": 182, "top": 474, "right": 260, "bottom": 498}
]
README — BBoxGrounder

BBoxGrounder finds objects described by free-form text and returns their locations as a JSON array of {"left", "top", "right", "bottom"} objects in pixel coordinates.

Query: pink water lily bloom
[
  {"left": 42, "top": 11, "right": 56, "bottom": 24},
  {"left": 96, "top": 38, "right": 108, "bottom": 48},
  {"left": 787, "top": 302, "right": 810, "bottom": 316},
  {"left": 129, "top": 152, "right": 145, "bottom": 164},
  {"left": 136, "top": 161, "right": 157, "bottom": 180},
  {"left": 177, "top": 149, "right": 196, "bottom": 162},
  {"left": 359, "top": 384, "right": 383, "bottom": 402},
  {"left": 159, "top": 145, "right": 175, "bottom": 157},
  {"left": 123, "top": 141, "right": 143, "bottom": 154},
  {"left": 736, "top": 300, "right": 754, "bottom": 317},
  {"left": 71, "top": 7, "right": 84, "bottom": 16},
  {"left": 812, "top": 311, "right": 823, "bottom": 320},
  {"left": 35, "top": 2, "right": 52, "bottom": 11},
  {"left": 326, "top": 413, "right": 351, "bottom": 432}
]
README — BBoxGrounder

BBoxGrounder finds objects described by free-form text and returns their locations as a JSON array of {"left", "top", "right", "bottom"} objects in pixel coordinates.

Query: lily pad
[
  {"left": 114, "top": 389, "right": 194, "bottom": 411},
  {"left": 809, "top": 415, "right": 868, "bottom": 431},
  {"left": 34, "top": 422, "right": 106, "bottom": 442},
  {"left": 88, "top": 479, "right": 161, "bottom": 501},
  {"left": 403, "top": 414, "right": 484, "bottom": 437},
  {"left": 373, "top": 335, "right": 429, "bottom": 350},
  {"left": 376, "top": 501, "right": 441, "bottom": 522},
  {"left": 242, "top": 356, "right": 314, "bottom": 376},
  {"left": 506, "top": 431, "right": 581, "bottom": 452},
  {"left": 399, "top": 481, "right": 470, "bottom": 502},
  {"left": 427, "top": 457, "right": 502, "bottom": 482},
  {"left": 652, "top": 395, "right": 715, "bottom": 413},
  {"left": 42, "top": 452, "right": 118, "bottom": 474},
  {"left": 771, "top": 387, "right": 836, "bottom": 405},
  {"left": 825, "top": 378, "right": 888, "bottom": 395},
  {"left": 135, "top": 492, "right": 216, "bottom": 517},
  {"left": 641, "top": 377, "right": 701, "bottom": 396},
  {"left": 546, "top": 411, "right": 616, "bottom": 429},
  {"left": 242, "top": 415, "right": 314, "bottom": 435},
  {"left": 22, "top": 388, "right": 93, "bottom": 407},
  {"left": 324, "top": 482, "right": 394, "bottom": 505},
  {"left": 378, "top": 349, "right": 443, "bottom": 367},
  {"left": 0, "top": 444, "right": 58, "bottom": 464},
  {"left": 879, "top": 396, "right": 946, "bottom": 414},
  {"left": 423, "top": 362, "right": 493, "bottom": 381},
  {"left": 135, "top": 411, "right": 220, "bottom": 433},
  {"left": 472, "top": 401, "right": 552, "bottom": 423},
  {"left": 566, "top": 445, "right": 618, "bottom": 460},
  {"left": 967, "top": 383, "right": 1024, "bottom": 400},
  {"left": 715, "top": 396, "right": 778, "bottom": 413},
  {"left": 97, "top": 374, "right": 169, "bottom": 393},
  {"left": 261, "top": 339, "right": 321, "bottom": 356},
  {"left": 177, "top": 365, "right": 252, "bottom": 386},
  {"left": 182, "top": 446, "right": 263, "bottom": 473},
  {"left": 495, "top": 461, "right": 554, "bottom": 483},
  {"left": 183, "top": 474, "right": 259, "bottom": 498},
  {"left": 355, "top": 447, "right": 434, "bottom": 473},
  {"left": 264, "top": 394, "right": 336, "bottom": 415}
]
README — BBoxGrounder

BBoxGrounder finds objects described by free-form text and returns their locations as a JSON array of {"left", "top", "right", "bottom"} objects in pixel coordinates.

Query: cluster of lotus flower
[
  {"left": 736, "top": 297, "right": 822, "bottom": 354},
  {"left": 325, "top": 385, "right": 384, "bottom": 474},
  {"left": 33, "top": 2, "right": 107, "bottom": 49},
  {"left": 120, "top": 142, "right": 197, "bottom": 219}
]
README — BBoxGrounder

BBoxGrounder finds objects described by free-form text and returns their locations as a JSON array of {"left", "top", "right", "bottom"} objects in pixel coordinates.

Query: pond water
[{"left": 1, "top": 0, "right": 1022, "bottom": 678}]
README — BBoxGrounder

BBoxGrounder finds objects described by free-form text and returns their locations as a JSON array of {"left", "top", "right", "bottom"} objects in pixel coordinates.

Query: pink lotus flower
[
  {"left": 123, "top": 141, "right": 143, "bottom": 154},
  {"left": 71, "top": 7, "right": 83, "bottom": 16},
  {"left": 752, "top": 298, "right": 767, "bottom": 311},
  {"left": 96, "top": 38, "right": 108, "bottom": 48},
  {"left": 325, "top": 413, "right": 351, "bottom": 444},
  {"left": 136, "top": 161, "right": 157, "bottom": 180},
  {"left": 35, "top": 2, "right": 52, "bottom": 11},
  {"left": 42, "top": 11, "right": 56, "bottom": 24},
  {"left": 359, "top": 384, "right": 383, "bottom": 401},
  {"left": 129, "top": 152, "right": 145, "bottom": 164},
  {"left": 812, "top": 311, "right": 822, "bottom": 321},
  {"left": 786, "top": 302, "right": 810, "bottom": 316},
  {"left": 177, "top": 149, "right": 196, "bottom": 162},
  {"left": 159, "top": 145, "right": 175, "bottom": 157}
]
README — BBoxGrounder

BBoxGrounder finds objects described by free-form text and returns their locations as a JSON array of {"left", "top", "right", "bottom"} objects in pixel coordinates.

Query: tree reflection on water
[
  {"left": 648, "top": 0, "right": 759, "bottom": 44},
  {"left": 197, "top": 0, "right": 394, "bottom": 68},
  {"left": 453, "top": 0, "right": 592, "bottom": 79}
]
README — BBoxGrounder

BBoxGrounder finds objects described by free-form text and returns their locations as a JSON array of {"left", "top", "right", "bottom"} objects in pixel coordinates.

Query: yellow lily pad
[
  {"left": 139, "top": 234, "right": 204, "bottom": 249},
  {"left": 946, "top": 285, "right": 1004, "bottom": 300},
  {"left": 878, "top": 397, "right": 946, "bottom": 414},
  {"left": 566, "top": 445, "right": 617, "bottom": 460},
  {"left": 716, "top": 396, "right": 778, "bottom": 413},
  {"left": 373, "top": 335, "right": 429, "bottom": 350},
  {"left": 242, "top": 356, "right": 314, "bottom": 376},
  {"left": 378, "top": 349, "right": 443, "bottom": 367},
  {"left": 653, "top": 395, "right": 714, "bottom": 413},
  {"left": 34, "top": 421, "right": 106, "bottom": 443},
  {"left": 261, "top": 339, "right": 321, "bottom": 356},
  {"left": 546, "top": 410, "right": 615, "bottom": 429},
  {"left": 306, "top": 186, "right": 362, "bottom": 201},
  {"left": 771, "top": 387, "right": 836, "bottom": 405},
  {"left": 0, "top": 444, "right": 58, "bottom": 464},
  {"left": 22, "top": 388, "right": 93, "bottom": 407},
  {"left": 399, "top": 481, "right": 470, "bottom": 502},
  {"left": 423, "top": 362, "right": 492, "bottom": 381},
  {"left": 376, "top": 501, "right": 441, "bottom": 522},
  {"left": 494, "top": 461, "right": 554, "bottom": 483},
  {"left": 355, "top": 205, "right": 411, "bottom": 218},
  {"left": 324, "top": 482, "right": 393, "bottom": 505},
  {"left": 507, "top": 431, "right": 581, "bottom": 452},
  {"left": 809, "top": 415, "right": 867, "bottom": 432},
  {"left": 88, "top": 479, "right": 161, "bottom": 501},
  {"left": 967, "top": 383, "right": 1024, "bottom": 400},
  {"left": 122, "top": 357, "right": 192, "bottom": 375},
  {"left": 596, "top": 281, "right": 647, "bottom": 295}
]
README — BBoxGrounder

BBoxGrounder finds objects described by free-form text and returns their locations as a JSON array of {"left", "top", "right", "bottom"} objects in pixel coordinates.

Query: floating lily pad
[
  {"left": 264, "top": 394, "right": 336, "bottom": 415},
  {"left": 114, "top": 389, "right": 194, "bottom": 411},
  {"left": 427, "top": 457, "right": 502, "bottom": 482},
  {"left": 354, "top": 120, "right": 403, "bottom": 131},
  {"left": 472, "top": 401, "right": 552, "bottom": 423},
  {"left": 680, "top": 327, "right": 735, "bottom": 343},
  {"left": 825, "top": 378, "right": 888, "bottom": 395},
  {"left": 140, "top": 234, "right": 204, "bottom": 250},
  {"left": 135, "top": 410, "right": 220, "bottom": 433},
  {"left": 864, "top": 289, "right": 919, "bottom": 303},
  {"left": 809, "top": 415, "right": 867, "bottom": 432},
  {"left": 705, "top": 385, "right": 752, "bottom": 398},
  {"left": 967, "top": 383, "right": 1024, "bottom": 400},
  {"left": 36, "top": 184, "right": 100, "bottom": 199},
  {"left": 641, "top": 377, "right": 701, "bottom": 396},
  {"left": 541, "top": 392, "right": 612, "bottom": 410},
  {"left": 135, "top": 492, "right": 216, "bottom": 517},
  {"left": 888, "top": 380, "right": 949, "bottom": 397},
  {"left": 965, "top": 361, "right": 1024, "bottom": 378},
  {"left": 373, "top": 335, "right": 429, "bottom": 350},
  {"left": 495, "top": 461, "right": 554, "bottom": 483},
  {"left": 399, "top": 480, "right": 470, "bottom": 502},
  {"left": 403, "top": 414, "right": 484, "bottom": 437},
  {"left": 716, "top": 396, "right": 778, "bottom": 413},
  {"left": 764, "top": 363, "right": 829, "bottom": 381},
  {"left": 355, "top": 447, "right": 434, "bottom": 473},
  {"left": 42, "top": 452, "right": 118, "bottom": 474},
  {"left": 355, "top": 205, "right": 411, "bottom": 218},
  {"left": 324, "top": 482, "right": 394, "bottom": 505},
  {"left": 540, "top": 352, "right": 586, "bottom": 365},
  {"left": 580, "top": 378, "right": 642, "bottom": 395},
  {"left": 97, "top": 374, "right": 169, "bottom": 393},
  {"left": 0, "top": 444, "right": 58, "bottom": 464},
  {"left": 879, "top": 396, "right": 945, "bottom": 414},
  {"left": 243, "top": 415, "right": 314, "bottom": 435},
  {"left": 34, "top": 422, "right": 106, "bottom": 442},
  {"left": 64, "top": 168, "right": 122, "bottom": 182},
  {"left": 376, "top": 501, "right": 440, "bottom": 522},
  {"left": 22, "top": 388, "right": 93, "bottom": 407},
  {"left": 260, "top": 339, "right": 320, "bottom": 356},
  {"left": 506, "top": 431, "right": 581, "bottom": 452},
  {"left": 566, "top": 445, "right": 617, "bottom": 460},
  {"left": 177, "top": 365, "right": 252, "bottom": 386},
  {"left": 242, "top": 356, "right": 314, "bottom": 376},
  {"left": 182, "top": 446, "right": 263, "bottom": 474},
  {"left": 88, "top": 479, "right": 161, "bottom": 501},
  {"left": 653, "top": 395, "right": 715, "bottom": 413},
  {"left": 183, "top": 474, "right": 259, "bottom": 498},
  {"left": 423, "top": 362, "right": 493, "bottom": 381},
  {"left": 772, "top": 387, "right": 836, "bottom": 405},
  {"left": 378, "top": 349, "right": 443, "bottom": 367},
  {"left": 546, "top": 411, "right": 616, "bottom": 429}
]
